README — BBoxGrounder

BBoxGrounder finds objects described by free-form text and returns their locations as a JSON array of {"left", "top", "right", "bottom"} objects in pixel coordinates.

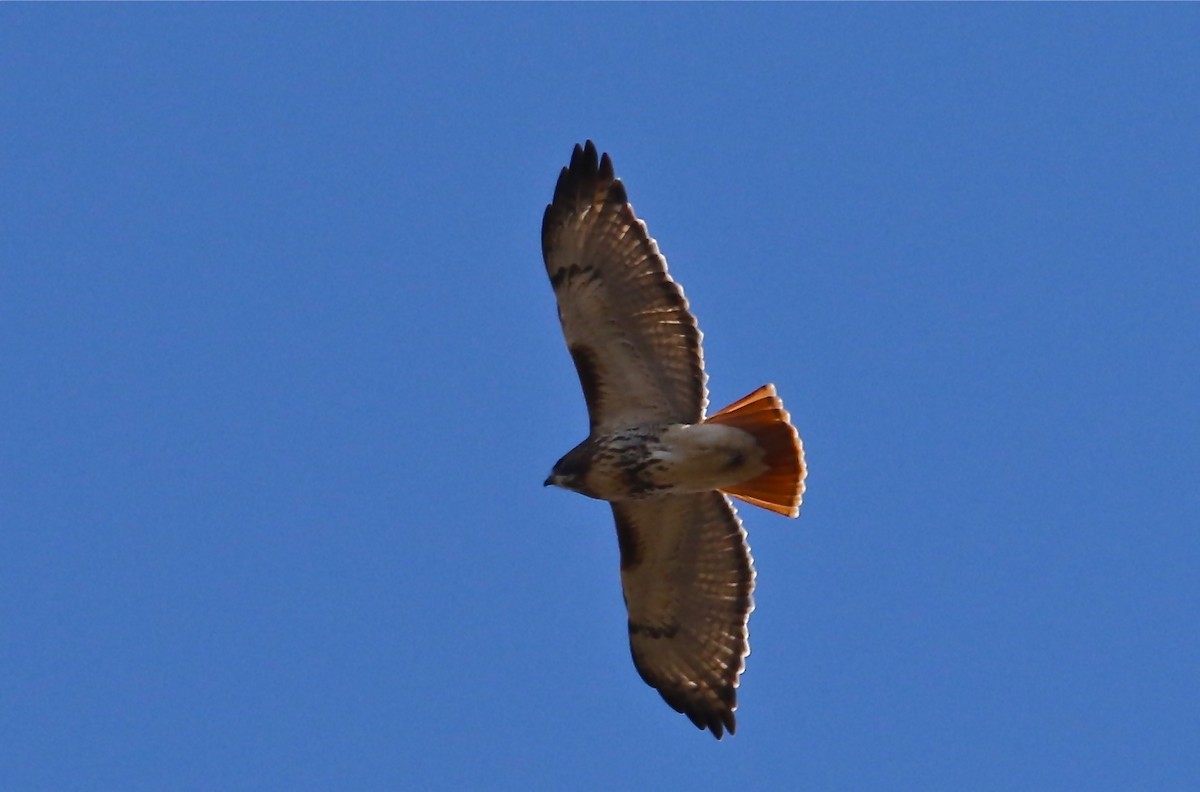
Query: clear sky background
[{"left": 3, "top": 6, "right": 1198, "bottom": 791}]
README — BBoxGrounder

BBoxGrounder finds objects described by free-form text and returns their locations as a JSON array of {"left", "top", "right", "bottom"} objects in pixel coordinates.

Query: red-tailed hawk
[{"left": 541, "top": 142, "right": 807, "bottom": 738}]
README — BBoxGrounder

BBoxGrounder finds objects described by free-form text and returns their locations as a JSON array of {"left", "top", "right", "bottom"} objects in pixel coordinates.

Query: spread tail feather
[{"left": 704, "top": 385, "right": 806, "bottom": 517}]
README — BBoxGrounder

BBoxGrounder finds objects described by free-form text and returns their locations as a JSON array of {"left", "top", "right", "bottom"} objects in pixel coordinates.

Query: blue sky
[{"left": 3, "top": 6, "right": 1198, "bottom": 790}]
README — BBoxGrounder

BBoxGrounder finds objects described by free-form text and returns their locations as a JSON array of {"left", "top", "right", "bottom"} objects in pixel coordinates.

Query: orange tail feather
[{"left": 704, "top": 385, "right": 806, "bottom": 517}]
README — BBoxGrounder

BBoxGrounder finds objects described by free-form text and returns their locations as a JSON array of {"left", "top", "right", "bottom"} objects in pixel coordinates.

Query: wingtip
[
  {"left": 550, "top": 141, "right": 625, "bottom": 209},
  {"left": 692, "top": 708, "right": 736, "bottom": 740}
]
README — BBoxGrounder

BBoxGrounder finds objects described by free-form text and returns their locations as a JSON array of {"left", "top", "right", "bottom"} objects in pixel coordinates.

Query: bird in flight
[{"left": 541, "top": 141, "right": 807, "bottom": 738}]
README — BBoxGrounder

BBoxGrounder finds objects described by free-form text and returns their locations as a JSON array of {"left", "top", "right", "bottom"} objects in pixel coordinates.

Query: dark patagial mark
[
  {"left": 568, "top": 343, "right": 604, "bottom": 429},
  {"left": 612, "top": 508, "right": 642, "bottom": 571}
]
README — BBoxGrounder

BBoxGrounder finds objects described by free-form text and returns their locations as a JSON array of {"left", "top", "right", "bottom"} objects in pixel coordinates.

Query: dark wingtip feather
[
  {"left": 607, "top": 176, "right": 627, "bottom": 205},
  {"left": 568, "top": 140, "right": 598, "bottom": 183},
  {"left": 599, "top": 151, "right": 614, "bottom": 180},
  {"left": 686, "top": 708, "right": 735, "bottom": 740},
  {"left": 653, "top": 680, "right": 739, "bottom": 740},
  {"left": 550, "top": 141, "right": 626, "bottom": 209},
  {"left": 551, "top": 166, "right": 570, "bottom": 204}
]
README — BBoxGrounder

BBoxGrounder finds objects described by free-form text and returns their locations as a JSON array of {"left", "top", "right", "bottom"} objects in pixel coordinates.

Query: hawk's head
[{"left": 544, "top": 445, "right": 590, "bottom": 492}]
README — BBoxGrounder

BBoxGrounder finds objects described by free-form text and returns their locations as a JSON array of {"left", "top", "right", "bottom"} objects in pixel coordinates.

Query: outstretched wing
[
  {"left": 611, "top": 492, "right": 756, "bottom": 739},
  {"left": 542, "top": 141, "right": 707, "bottom": 432}
]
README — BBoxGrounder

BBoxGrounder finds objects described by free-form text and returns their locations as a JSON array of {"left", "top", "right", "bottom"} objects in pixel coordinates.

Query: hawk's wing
[
  {"left": 611, "top": 491, "right": 756, "bottom": 738},
  {"left": 542, "top": 141, "right": 707, "bottom": 432}
]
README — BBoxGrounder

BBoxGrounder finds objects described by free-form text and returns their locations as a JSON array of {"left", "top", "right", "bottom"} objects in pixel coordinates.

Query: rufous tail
[{"left": 704, "top": 384, "right": 806, "bottom": 517}]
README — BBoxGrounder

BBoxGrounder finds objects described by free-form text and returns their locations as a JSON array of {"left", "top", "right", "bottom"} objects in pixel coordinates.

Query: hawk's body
[
  {"left": 550, "top": 422, "right": 768, "bottom": 502},
  {"left": 542, "top": 142, "right": 806, "bottom": 738}
]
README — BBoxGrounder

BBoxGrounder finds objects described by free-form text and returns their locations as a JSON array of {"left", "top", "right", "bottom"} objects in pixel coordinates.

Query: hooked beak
[{"left": 544, "top": 474, "right": 555, "bottom": 488}]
